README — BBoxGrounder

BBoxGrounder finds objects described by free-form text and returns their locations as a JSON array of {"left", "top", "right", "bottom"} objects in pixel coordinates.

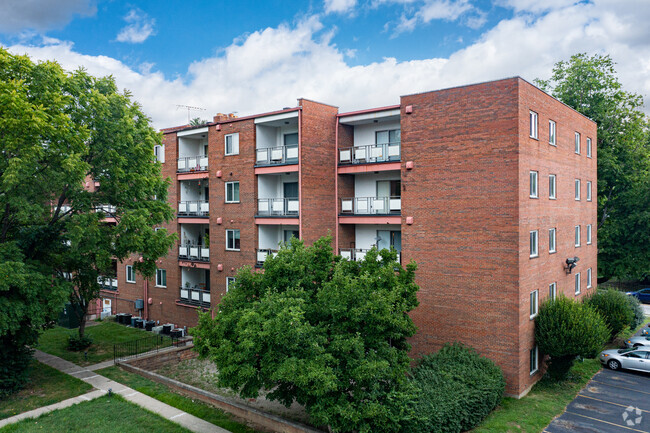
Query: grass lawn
[
  {"left": 37, "top": 321, "right": 163, "bottom": 366},
  {"left": 0, "top": 395, "right": 192, "bottom": 433},
  {"left": 97, "top": 366, "right": 261, "bottom": 433},
  {"left": 0, "top": 361, "right": 93, "bottom": 420}
]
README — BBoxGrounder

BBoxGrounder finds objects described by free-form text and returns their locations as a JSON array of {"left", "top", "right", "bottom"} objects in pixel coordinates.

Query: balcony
[
  {"left": 256, "top": 145, "right": 298, "bottom": 166},
  {"left": 178, "top": 200, "right": 209, "bottom": 217},
  {"left": 179, "top": 287, "right": 210, "bottom": 308},
  {"left": 179, "top": 242, "right": 209, "bottom": 262},
  {"left": 340, "top": 248, "right": 401, "bottom": 263},
  {"left": 177, "top": 155, "right": 208, "bottom": 173},
  {"left": 97, "top": 276, "right": 118, "bottom": 291},
  {"left": 256, "top": 248, "right": 279, "bottom": 265},
  {"left": 339, "top": 142, "right": 400, "bottom": 165},
  {"left": 340, "top": 196, "right": 401, "bottom": 215},
  {"left": 257, "top": 198, "right": 299, "bottom": 217}
]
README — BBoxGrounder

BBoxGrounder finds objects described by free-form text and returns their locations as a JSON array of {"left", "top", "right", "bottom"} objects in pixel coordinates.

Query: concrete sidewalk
[{"left": 5, "top": 350, "right": 232, "bottom": 433}]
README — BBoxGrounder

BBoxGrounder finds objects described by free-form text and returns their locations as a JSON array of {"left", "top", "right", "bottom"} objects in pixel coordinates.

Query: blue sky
[{"left": 1, "top": 0, "right": 648, "bottom": 127}]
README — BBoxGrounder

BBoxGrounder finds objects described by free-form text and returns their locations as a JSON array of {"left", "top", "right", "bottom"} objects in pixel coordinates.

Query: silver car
[
  {"left": 624, "top": 335, "right": 650, "bottom": 348},
  {"left": 600, "top": 348, "right": 650, "bottom": 372}
]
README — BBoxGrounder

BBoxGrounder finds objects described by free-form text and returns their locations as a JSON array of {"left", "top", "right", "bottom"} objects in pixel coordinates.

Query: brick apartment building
[{"left": 101, "top": 77, "right": 597, "bottom": 397}]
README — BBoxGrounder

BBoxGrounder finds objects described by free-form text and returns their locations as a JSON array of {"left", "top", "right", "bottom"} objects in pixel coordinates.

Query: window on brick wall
[
  {"left": 126, "top": 265, "right": 135, "bottom": 283},
  {"left": 530, "top": 290, "right": 539, "bottom": 319},
  {"left": 549, "top": 228, "right": 556, "bottom": 253},
  {"left": 530, "top": 346, "right": 539, "bottom": 375},
  {"left": 575, "top": 272, "right": 581, "bottom": 295},
  {"left": 549, "top": 282, "right": 557, "bottom": 300},
  {"left": 575, "top": 225, "right": 581, "bottom": 247},
  {"left": 587, "top": 181, "right": 592, "bottom": 201},
  {"left": 226, "top": 229, "right": 240, "bottom": 251},
  {"left": 530, "top": 230, "right": 539, "bottom": 258},
  {"left": 225, "top": 182, "right": 240, "bottom": 203},
  {"left": 575, "top": 179, "right": 581, "bottom": 201},
  {"left": 587, "top": 138, "right": 592, "bottom": 158},
  {"left": 226, "top": 277, "right": 236, "bottom": 292},
  {"left": 549, "top": 174, "right": 556, "bottom": 199},
  {"left": 153, "top": 145, "right": 165, "bottom": 163},
  {"left": 587, "top": 224, "right": 592, "bottom": 245},
  {"left": 549, "top": 120, "right": 556, "bottom": 145},
  {"left": 587, "top": 268, "right": 592, "bottom": 288},
  {"left": 575, "top": 132, "right": 581, "bottom": 154},
  {"left": 155, "top": 268, "right": 166, "bottom": 288},
  {"left": 529, "top": 171, "right": 538, "bottom": 198},
  {"left": 530, "top": 111, "right": 538, "bottom": 139},
  {"left": 225, "top": 133, "right": 239, "bottom": 156}
]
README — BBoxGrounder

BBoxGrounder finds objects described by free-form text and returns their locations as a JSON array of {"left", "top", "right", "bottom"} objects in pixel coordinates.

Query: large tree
[
  {"left": 0, "top": 48, "right": 174, "bottom": 394},
  {"left": 192, "top": 237, "right": 420, "bottom": 433},
  {"left": 536, "top": 54, "right": 650, "bottom": 281}
]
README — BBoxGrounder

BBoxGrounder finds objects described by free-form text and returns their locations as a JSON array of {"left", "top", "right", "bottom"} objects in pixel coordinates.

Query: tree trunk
[{"left": 77, "top": 301, "right": 89, "bottom": 339}]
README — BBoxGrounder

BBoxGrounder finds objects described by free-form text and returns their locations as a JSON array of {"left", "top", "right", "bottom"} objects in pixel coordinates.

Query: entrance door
[
  {"left": 376, "top": 230, "right": 401, "bottom": 252},
  {"left": 102, "top": 298, "right": 112, "bottom": 314},
  {"left": 284, "top": 133, "right": 298, "bottom": 146},
  {"left": 284, "top": 229, "right": 299, "bottom": 244},
  {"left": 283, "top": 182, "right": 298, "bottom": 198}
]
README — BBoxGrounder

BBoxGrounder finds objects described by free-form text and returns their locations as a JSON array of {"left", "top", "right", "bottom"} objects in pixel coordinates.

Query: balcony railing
[
  {"left": 339, "top": 142, "right": 400, "bottom": 165},
  {"left": 179, "top": 287, "right": 210, "bottom": 308},
  {"left": 177, "top": 155, "right": 208, "bottom": 172},
  {"left": 98, "top": 276, "right": 118, "bottom": 291},
  {"left": 257, "top": 198, "right": 299, "bottom": 216},
  {"left": 179, "top": 243, "right": 210, "bottom": 262},
  {"left": 178, "top": 200, "right": 209, "bottom": 217},
  {"left": 340, "top": 196, "right": 401, "bottom": 215},
  {"left": 256, "top": 145, "right": 299, "bottom": 166},
  {"left": 256, "top": 248, "right": 279, "bottom": 265},
  {"left": 340, "top": 248, "right": 401, "bottom": 263},
  {"left": 98, "top": 204, "right": 116, "bottom": 214}
]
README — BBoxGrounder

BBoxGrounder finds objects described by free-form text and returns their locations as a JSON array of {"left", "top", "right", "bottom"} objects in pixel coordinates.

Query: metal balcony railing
[
  {"left": 177, "top": 155, "right": 208, "bottom": 172},
  {"left": 339, "top": 248, "right": 401, "bottom": 263},
  {"left": 256, "top": 248, "right": 279, "bottom": 265},
  {"left": 178, "top": 200, "right": 209, "bottom": 217},
  {"left": 257, "top": 198, "right": 299, "bottom": 216},
  {"left": 178, "top": 243, "right": 210, "bottom": 262},
  {"left": 179, "top": 287, "right": 210, "bottom": 308},
  {"left": 98, "top": 204, "right": 116, "bottom": 214},
  {"left": 98, "top": 276, "right": 118, "bottom": 291},
  {"left": 256, "top": 145, "right": 299, "bottom": 166},
  {"left": 340, "top": 196, "right": 401, "bottom": 215},
  {"left": 339, "top": 142, "right": 400, "bottom": 165}
]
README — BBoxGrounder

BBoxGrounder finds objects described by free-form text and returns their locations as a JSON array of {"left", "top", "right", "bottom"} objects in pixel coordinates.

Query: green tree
[
  {"left": 585, "top": 289, "right": 634, "bottom": 340},
  {"left": 536, "top": 54, "right": 650, "bottom": 281},
  {"left": 192, "top": 237, "right": 420, "bottom": 433},
  {"left": 189, "top": 117, "right": 208, "bottom": 126}
]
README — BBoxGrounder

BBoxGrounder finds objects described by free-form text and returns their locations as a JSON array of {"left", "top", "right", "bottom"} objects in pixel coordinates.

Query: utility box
[{"left": 135, "top": 299, "right": 144, "bottom": 310}]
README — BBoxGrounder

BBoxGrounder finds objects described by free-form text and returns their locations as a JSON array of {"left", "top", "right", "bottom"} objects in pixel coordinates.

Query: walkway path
[{"left": 0, "top": 350, "right": 231, "bottom": 433}]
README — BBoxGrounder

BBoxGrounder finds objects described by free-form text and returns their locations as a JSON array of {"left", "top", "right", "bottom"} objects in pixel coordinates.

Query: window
[
  {"left": 155, "top": 268, "right": 166, "bottom": 288},
  {"left": 226, "top": 229, "right": 240, "bottom": 251},
  {"left": 587, "top": 268, "right": 592, "bottom": 288},
  {"left": 529, "top": 111, "right": 538, "bottom": 139},
  {"left": 549, "top": 282, "right": 557, "bottom": 301},
  {"left": 226, "top": 277, "right": 236, "bottom": 292},
  {"left": 529, "top": 171, "right": 538, "bottom": 198},
  {"left": 225, "top": 182, "right": 240, "bottom": 203},
  {"left": 530, "top": 346, "right": 539, "bottom": 375},
  {"left": 530, "top": 290, "right": 539, "bottom": 319},
  {"left": 530, "top": 230, "right": 539, "bottom": 258},
  {"left": 225, "top": 133, "right": 239, "bottom": 156},
  {"left": 586, "top": 181, "right": 592, "bottom": 201},
  {"left": 549, "top": 174, "right": 556, "bottom": 199},
  {"left": 153, "top": 145, "right": 165, "bottom": 163},
  {"left": 587, "top": 224, "right": 592, "bottom": 245},
  {"left": 549, "top": 120, "right": 556, "bottom": 145},
  {"left": 575, "top": 272, "right": 581, "bottom": 295},
  {"left": 549, "top": 228, "right": 556, "bottom": 253},
  {"left": 587, "top": 137, "right": 592, "bottom": 158},
  {"left": 575, "top": 179, "right": 581, "bottom": 200},
  {"left": 575, "top": 225, "right": 581, "bottom": 247},
  {"left": 376, "top": 129, "right": 401, "bottom": 145},
  {"left": 126, "top": 265, "right": 135, "bottom": 283},
  {"left": 575, "top": 132, "right": 581, "bottom": 154}
]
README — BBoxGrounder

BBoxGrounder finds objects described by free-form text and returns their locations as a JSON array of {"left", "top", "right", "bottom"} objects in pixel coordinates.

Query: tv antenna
[{"left": 176, "top": 105, "right": 207, "bottom": 123}]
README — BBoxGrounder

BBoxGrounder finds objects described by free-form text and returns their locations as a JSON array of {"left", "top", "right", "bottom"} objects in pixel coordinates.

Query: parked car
[
  {"left": 625, "top": 336, "right": 650, "bottom": 348},
  {"left": 626, "top": 288, "right": 650, "bottom": 303},
  {"left": 600, "top": 348, "right": 650, "bottom": 372}
]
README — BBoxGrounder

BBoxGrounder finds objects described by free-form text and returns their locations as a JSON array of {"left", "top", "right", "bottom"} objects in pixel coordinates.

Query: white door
[{"left": 102, "top": 298, "right": 112, "bottom": 314}]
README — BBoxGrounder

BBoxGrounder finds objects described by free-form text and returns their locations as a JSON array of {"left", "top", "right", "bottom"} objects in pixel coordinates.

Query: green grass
[
  {"left": 0, "top": 361, "right": 93, "bottom": 420},
  {"left": 0, "top": 395, "right": 192, "bottom": 433},
  {"left": 37, "top": 321, "right": 162, "bottom": 366},
  {"left": 97, "top": 366, "right": 261, "bottom": 433}
]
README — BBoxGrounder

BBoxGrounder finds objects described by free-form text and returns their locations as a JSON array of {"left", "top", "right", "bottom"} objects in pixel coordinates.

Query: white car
[
  {"left": 600, "top": 348, "right": 650, "bottom": 372},
  {"left": 625, "top": 335, "right": 650, "bottom": 348}
]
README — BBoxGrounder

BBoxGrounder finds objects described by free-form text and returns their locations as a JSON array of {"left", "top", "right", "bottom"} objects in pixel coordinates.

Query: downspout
[
  {"left": 298, "top": 107, "right": 303, "bottom": 239},
  {"left": 143, "top": 277, "right": 148, "bottom": 320},
  {"left": 334, "top": 117, "right": 339, "bottom": 253}
]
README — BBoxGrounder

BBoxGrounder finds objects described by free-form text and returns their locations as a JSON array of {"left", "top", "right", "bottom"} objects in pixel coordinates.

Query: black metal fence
[{"left": 113, "top": 334, "right": 189, "bottom": 363}]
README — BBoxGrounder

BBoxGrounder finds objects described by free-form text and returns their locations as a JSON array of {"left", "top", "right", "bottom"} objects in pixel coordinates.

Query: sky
[{"left": 1, "top": 0, "right": 649, "bottom": 128}]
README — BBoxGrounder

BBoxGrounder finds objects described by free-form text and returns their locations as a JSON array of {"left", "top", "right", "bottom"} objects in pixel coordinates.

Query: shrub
[
  {"left": 0, "top": 333, "right": 35, "bottom": 398},
  {"left": 626, "top": 295, "right": 645, "bottom": 330},
  {"left": 585, "top": 289, "right": 634, "bottom": 339},
  {"left": 67, "top": 334, "right": 93, "bottom": 351},
  {"left": 535, "top": 296, "right": 608, "bottom": 380},
  {"left": 402, "top": 343, "right": 505, "bottom": 433}
]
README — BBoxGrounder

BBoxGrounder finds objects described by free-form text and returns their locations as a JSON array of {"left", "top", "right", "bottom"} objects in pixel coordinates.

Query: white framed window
[
  {"left": 575, "top": 272, "right": 581, "bottom": 295},
  {"left": 586, "top": 181, "right": 592, "bottom": 201},
  {"left": 549, "top": 174, "right": 556, "bottom": 199},
  {"left": 575, "top": 225, "right": 581, "bottom": 247},
  {"left": 529, "top": 171, "right": 538, "bottom": 198},
  {"left": 575, "top": 179, "right": 581, "bottom": 200},
  {"left": 530, "top": 230, "right": 539, "bottom": 258},
  {"left": 575, "top": 132, "right": 581, "bottom": 154},
  {"left": 225, "top": 133, "right": 239, "bottom": 156},
  {"left": 549, "top": 282, "right": 557, "bottom": 301},
  {"left": 530, "top": 346, "right": 539, "bottom": 375},
  {"left": 587, "top": 224, "right": 592, "bottom": 245},
  {"left": 530, "top": 290, "right": 539, "bottom": 319},
  {"left": 549, "top": 120, "right": 556, "bottom": 145},
  {"left": 549, "top": 228, "right": 556, "bottom": 253},
  {"left": 587, "top": 268, "right": 592, "bottom": 288},
  {"left": 155, "top": 268, "right": 166, "bottom": 288},
  {"left": 153, "top": 145, "right": 165, "bottom": 163},
  {"left": 226, "top": 277, "right": 236, "bottom": 292},
  {"left": 225, "top": 181, "right": 240, "bottom": 203},
  {"left": 226, "top": 229, "right": 240, "bottom": 251},
  {"left": 126, "top": 265, "right": 135, "bottom": 283},
  {"left": 529, "top": 111, "right": 538, "bottom": 139},
  {"left": 587, "top": 137, "right": 592, "bottom": 158}
]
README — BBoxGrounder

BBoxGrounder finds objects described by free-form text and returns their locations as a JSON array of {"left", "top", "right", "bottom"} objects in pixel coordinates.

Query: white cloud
[
  {"left": 116, "top": 8, "right": 156, "bottom": 44},
  {"left": 0, "top": 0, "right": 95, "bottom": 33},
  {"left": 383, "top": 0, "right": 487, "bottom": 34},
  {"left": 496, "top": 0, "right": 582, "bottom": 14},
  {"left": 324, "top": 0, "right": 358, "bottom": 14}
]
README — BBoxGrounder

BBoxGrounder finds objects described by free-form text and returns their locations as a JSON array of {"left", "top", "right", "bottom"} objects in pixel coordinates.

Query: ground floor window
[
  {"left": 156, "top": 268, "right": 166, "bottom": 288},
  {"left": 530, "top": 346, "right": 539, "bottom": 375}
]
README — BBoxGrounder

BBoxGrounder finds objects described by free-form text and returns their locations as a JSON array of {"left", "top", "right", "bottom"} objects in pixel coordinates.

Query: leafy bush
[
  {"left": 585, "top": 289, "right": 634, "bottom": 339},
  {"left": 402, "top": 343, "right": 505, "bottom": 433},
  {"left": 626, "top": 295, "right": 645, "bottom": 330},
  {"left": 0, "top": 333, "right": 35, "bottom": 398},
  {"left": 67, "top": 334, "right": 93, "bottom": 351},
  {"left": 535, "top": 296, "right": 608, "bottom": 380}
]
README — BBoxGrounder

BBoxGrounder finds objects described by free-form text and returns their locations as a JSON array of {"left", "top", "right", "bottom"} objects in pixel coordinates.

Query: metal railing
[
  {"left": 177, "top": 155, "right": 208, "bottom": 172},
  {"left": 257, "top": 198, "right": 299, "bottom": 216},
  {"left": 178, "top": 200, "right": 209, "bottom": 217},
  {"left": 340, "top": 248, "right": 401, "bottom": 263},
  {"left": 178, "top": 243, "right": 210, "bottom": 262},
  {"left": 97, "top": 204, "right": 116, "bottom": 214},
  {"left": 97, "top": 276, "right": 118, "bottom": 291},
  {"left": 340, "top": 196, "right": 401, "bottom": 215},
  {"left": 339, "top": 142, "right": 400, "bottom": 165},
  {"left": 114, "top": 334, "right": 185, "bottom": 363},
  {"left": 256, "top": 248, "right": 279, "bottom": 265},
  {"left": 179, "top": 287, "right": 210, "bottom": 308},
  {"left": 256, "top": 145, "right": 299, "bottom": 166}
]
